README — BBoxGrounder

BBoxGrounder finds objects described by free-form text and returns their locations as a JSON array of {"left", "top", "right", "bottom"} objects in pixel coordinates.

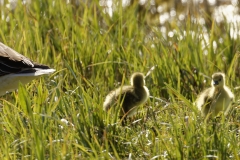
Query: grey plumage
[{"left": 0, "top": 42, "right": 55, "bottom": 96}]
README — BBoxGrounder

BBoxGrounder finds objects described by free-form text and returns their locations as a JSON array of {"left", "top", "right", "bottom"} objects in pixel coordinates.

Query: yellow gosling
[
  {"left": 103, "top": 72, "right": 149, "bottom": 120},
  {"left": 195, "top": 72, "right": 234, "bottom": 117},
  {"left": 0, "top": 42, "right": 55, "bottom": 96}
]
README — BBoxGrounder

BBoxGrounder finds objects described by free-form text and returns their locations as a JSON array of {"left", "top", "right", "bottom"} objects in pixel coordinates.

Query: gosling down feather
[
  {"left": 0, "top": 42, "right": 55, "bottom": 96},
  {"left": 103, "top": 72, "right": 149, "bottom": 119},
  {"left": 195, "top": 72, "right": 234, "bottom": 117}
]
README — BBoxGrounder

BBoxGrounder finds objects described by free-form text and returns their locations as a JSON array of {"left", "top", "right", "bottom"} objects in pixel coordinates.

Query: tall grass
[{"left": 0, "top": 0, "right": 239, "bottom": 159}]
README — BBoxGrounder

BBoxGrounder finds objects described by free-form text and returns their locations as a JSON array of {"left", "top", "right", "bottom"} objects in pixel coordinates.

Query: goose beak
[{"left": 213, "top": 81, "right": 219, "bottom": 85}]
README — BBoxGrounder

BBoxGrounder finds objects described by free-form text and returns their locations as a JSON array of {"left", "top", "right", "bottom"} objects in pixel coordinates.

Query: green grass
[{"left": 0, "top": 1, "right": 239, "bottom": 159}]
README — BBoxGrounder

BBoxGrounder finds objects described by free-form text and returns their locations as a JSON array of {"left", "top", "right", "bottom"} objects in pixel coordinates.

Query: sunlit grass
[{"left": 0, "top": 0, "right": 239, "bottom": 159}]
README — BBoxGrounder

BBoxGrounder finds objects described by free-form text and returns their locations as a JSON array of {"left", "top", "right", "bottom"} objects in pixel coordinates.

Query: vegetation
[{"left": 0, "top": 0, "right": 239, "bottom": 159}]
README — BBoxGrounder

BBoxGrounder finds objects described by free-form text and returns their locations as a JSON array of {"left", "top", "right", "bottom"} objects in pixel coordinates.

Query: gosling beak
[{"left": 213, "top": 81, "right": 219, "bottom": 85}]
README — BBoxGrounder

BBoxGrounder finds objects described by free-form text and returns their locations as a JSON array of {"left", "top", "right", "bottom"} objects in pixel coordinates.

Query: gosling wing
[{"left": 103, "top": 86, "right": 134, "bottom": 111}]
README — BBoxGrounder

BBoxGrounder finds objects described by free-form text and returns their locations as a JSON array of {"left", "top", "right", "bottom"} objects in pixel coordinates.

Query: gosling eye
[{"left": 218, "top": 78, "right": 222, "bottom": 81}]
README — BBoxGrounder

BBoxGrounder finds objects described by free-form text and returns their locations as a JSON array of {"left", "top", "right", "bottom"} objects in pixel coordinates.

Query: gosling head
[
  {"left": 211, "top": 72, "right": 225, "bottom": 88},
  {"left": 130, "top": 72, "right": 145, "bottom": 88}
]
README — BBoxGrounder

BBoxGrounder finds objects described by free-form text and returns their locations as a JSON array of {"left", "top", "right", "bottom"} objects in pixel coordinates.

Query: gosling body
[
  {"left": 0, "top": 42, "right": 55, "bottom": 96},
  {"left": 103, "top": 72, "right": 149, "bottom": 118},
  {"left": 195, "top": 72, "right": 234, "bottom": 117}
]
